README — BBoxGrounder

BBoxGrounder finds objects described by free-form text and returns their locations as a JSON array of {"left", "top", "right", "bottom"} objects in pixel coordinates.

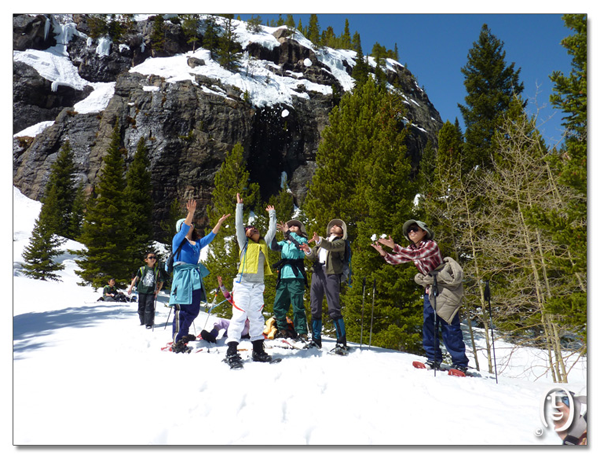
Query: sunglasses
[
  {"left": 407, "top": 226, "right": 421, "bottom": 234},
  {"left": 147, "top": 256, "right": 157, "bottom": 260}
]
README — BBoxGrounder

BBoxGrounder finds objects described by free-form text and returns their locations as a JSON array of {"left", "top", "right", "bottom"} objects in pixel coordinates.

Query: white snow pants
[{"left": 226, "top": 281, "right": 265, "bottom": 344}]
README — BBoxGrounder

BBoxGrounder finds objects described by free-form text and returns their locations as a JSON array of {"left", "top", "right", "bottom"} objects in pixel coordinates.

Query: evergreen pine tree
[
  {"left": 202, "top": 15, "right": 221, "bottom": 59},
  {"left": 458, "top": 24, "right": 524, "bottom": 171},
  {"left": 74, "top": 121, "right": 131, "bottom": 288},
  {"left": 123, "top": 137, "right": 154, "bottom": 274},
  {"left": 150, "top": 14, "right": 166, "bottom": 55},
  {"left": 181, "top": 14, "right": 201, "bottom": 51},
  {"left": 41, "top": 140, "right": 79, "bottom": 239},
  {"left": 351, "top": 34, "right": 369, "bottom": 89},
  {"left": 535, "top": 14, "right": 587, "bottom": 341},
  {"left": 203, "top": 144, "right": 261, "bottom": 318},
  {"left": 218, "top": 15, "right": 242, "bottom": 71},
  {"left": 284, "top": 15, "right": 295, "bottom": 29},
  {"left": 306, "top": 14, "right": 321, "bottom": 46},
  {"left": 21, "top": 215, "right": 64, "bottom": 281},
  {"left": 304, "top": 79, "right": 421, "bottom": 351},
  {"left": 340, "top": 19, "right": 352, "bottom": 49}
]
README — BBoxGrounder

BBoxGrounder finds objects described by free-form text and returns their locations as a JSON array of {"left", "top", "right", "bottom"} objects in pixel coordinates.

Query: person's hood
[{"left": 327, "top": 219, "right": 347, "bottom": 240}]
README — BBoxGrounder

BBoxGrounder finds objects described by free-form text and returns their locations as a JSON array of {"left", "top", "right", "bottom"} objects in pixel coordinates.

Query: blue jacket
[
  {"left": 275, "top": 232, "right": 307, "bottom": 279},
  {"left": 169, "top": 223, "right": 214, "bottom": 305}
]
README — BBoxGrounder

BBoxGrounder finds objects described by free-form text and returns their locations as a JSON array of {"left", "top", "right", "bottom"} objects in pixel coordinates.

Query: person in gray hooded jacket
[{"left": 372, "top": 219, "right": 469, "bottom": 372}]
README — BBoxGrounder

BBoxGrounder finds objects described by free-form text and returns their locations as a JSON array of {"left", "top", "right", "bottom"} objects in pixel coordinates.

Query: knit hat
[{"left": 402, "top": 219, "right": 434, "bottom": 241}]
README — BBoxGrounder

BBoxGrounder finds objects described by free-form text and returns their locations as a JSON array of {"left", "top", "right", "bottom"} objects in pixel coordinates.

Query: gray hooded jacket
[{"left": 414, "top": 256, "right": 464, "bottom": 324}]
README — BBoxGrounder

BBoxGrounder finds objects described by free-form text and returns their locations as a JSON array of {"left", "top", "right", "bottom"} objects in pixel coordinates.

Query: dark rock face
[
  {"left": 13, "top": 14, "right": 56, "bottom": 51},
  {"left": 13, "top": 14, "right": 443, "bottom": 240}
]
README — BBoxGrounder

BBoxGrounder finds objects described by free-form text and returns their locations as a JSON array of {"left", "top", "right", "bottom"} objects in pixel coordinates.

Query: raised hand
[
  {"left": 186, "top": 199, "right": 197, "bottom": 214},
  {"left": 277, "top": 221, "right": 289, "bottom": 233},
  {"left": 371, "top": 242, "right": 388, "bottom": 256},
  {"left": 378, "top": 236, "right": 395, "bottom": 249},
  {"left": 236, "top": 193, "right": 243, "bottom": 204},
  {"left": 266, "top": 205, "right": 275, "bottom": 212}
]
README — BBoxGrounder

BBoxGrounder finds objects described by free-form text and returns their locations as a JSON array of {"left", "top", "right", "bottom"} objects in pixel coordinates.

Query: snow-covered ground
[
  {"left": 9, "top": 14, "right": 591, "bottom": 456},
  {"left": 12, "top": 187, "right": 588, "bottom": 451}
]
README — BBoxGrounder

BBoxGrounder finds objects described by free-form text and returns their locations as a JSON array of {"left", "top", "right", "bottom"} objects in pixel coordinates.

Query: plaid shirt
[{"left": 383, "top": 239, "right": 443, "bottom": 275}]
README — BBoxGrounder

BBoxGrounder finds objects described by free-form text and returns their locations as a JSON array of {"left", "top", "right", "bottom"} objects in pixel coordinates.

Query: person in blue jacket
[
  {"left": 270, "top": 219, "right": 309, "bottom": 340},
  {"left": 170, "top": 198, "right": 230, "bottom": 353}
]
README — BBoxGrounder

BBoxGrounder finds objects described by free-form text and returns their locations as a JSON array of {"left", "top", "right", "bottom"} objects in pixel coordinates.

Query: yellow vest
[{"left": 239, "top": 239, "right": 273, "bottom": 276}]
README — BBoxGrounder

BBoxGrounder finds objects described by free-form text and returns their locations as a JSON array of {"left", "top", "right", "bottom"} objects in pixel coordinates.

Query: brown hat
[
  {"left": 327, "top": 219, "right": 347, "bottom": 240},
  {"left": 286, "top": 220, "right": 307, "bottom": 238},
  {"left": 402, "top": 220, "right": 434, "bottom": 241}
]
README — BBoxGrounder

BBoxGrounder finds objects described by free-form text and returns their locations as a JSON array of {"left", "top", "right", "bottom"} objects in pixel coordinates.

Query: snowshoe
[
  {"left": 224, "top": 352, "right": 244, "bottom": 370},
  {"left": 172, "top": 340, "right": 191, "bottom": 354},
  {"left": 329, "top": 343, "right": 350, "bottom": 356},
  {"left": 423, "top": 359, "right": 441, "bottom": 370},
  {"left": 252, "top": 350, "right": 273, "bottom": 363},
  {"left": 448, "top": 364, "right": 468, "bottom": 377},
  {"left": 306, "top": 338, "right": 322, "bottom": 350}
]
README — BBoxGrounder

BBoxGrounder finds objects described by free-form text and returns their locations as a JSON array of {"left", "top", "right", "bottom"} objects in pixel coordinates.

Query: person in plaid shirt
[{"left": 371, "top": 219, "right": 469, "bottom": 372}]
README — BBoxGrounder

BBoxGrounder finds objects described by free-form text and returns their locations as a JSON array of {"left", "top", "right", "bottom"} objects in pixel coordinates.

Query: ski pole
[
  {"left": 203, "top": 289, "right": 219, "bottom": 330},
  {"left": 164, "top": 305, "right": 172, "bottom": 330},
  {"left": 431, "top": 272, "right": 439, "bottom": 378},
  {"left": 360, "top": 277, "right": 366, "bottom": 349},
  {"left": 152, "top": 296, "right": 157, "bottom": 332},
  {"left": 485, "top": 280, "right": 499, "bottom": 384},
  {"left": 369, "top": 279, "right": 376, "bottom": 349}
]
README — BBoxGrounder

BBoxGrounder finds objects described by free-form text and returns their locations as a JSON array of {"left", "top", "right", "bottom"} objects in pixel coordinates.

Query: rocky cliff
[{"left": 13, "top": 14, "right": 443, "bottom": 238}]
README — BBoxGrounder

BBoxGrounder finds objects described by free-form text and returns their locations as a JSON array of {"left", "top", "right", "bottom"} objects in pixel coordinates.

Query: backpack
[
  {"left": 166, "top": 238, "right": 187, "bottom": 273},
  {"left": 341, "top": 239, "right": 352, "bottom": 287}
]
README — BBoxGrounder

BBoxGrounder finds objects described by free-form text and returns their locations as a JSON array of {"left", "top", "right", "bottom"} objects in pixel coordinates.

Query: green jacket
[{"left": 306, "top": 219, "right": 348, "bottom": 276}]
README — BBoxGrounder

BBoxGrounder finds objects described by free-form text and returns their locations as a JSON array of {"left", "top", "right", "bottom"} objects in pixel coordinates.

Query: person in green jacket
[
  {"left": 127, "top": 252, "right": 164, "bottom": 329},
  {"left": 271, "top": 219, "right": 309, "bottom": 340}
]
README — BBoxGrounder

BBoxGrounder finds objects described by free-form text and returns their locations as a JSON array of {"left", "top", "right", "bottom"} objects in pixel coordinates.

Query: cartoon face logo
[{"left": 540, "top": 387, "right": 575, "bottom": 432}]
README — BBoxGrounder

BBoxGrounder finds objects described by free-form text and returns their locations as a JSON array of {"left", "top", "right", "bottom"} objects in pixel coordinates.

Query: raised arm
[
  {"left": 264, "top": 205, "right": 277, "bottom": 247},
  {"left": 235, "top": 193, "right": 247, "bottom": 249}
]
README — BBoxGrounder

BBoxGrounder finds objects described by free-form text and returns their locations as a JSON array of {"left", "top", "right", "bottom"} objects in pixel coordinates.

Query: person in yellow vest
[{"left": 224, "top": 193, "right": 277, "bottom": 369}]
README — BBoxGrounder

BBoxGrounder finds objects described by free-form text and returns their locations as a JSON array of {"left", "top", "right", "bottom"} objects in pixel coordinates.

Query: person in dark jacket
[
  {"left": 128, "top": 252, "right": 164, "bottom": 329},
  {"left": 302, "top": 219, "right": 349, "bottom": 354}
]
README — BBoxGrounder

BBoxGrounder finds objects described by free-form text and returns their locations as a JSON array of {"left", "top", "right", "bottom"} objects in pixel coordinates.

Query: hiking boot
[
  {"left": 424, "top": 359, "right": 441, "bottom": 370},
  {"left": 275, "top": 329, "right": 292, "bottom": 339},
  {"left": 200, "top": 329, "right": 217, "bottom": 343},
  {"left": 252, "top": 340, "right": 272, "bottom": 362},
  {"left": 331, "top": 342, "right": 349, "bottom": 356},
  {"left": 306, "top": 338, "right": 322, "bottom": 349},
  {"left": 181, "top": 334, "right": 197, "bottom": 344},
  {"left": 297, "top": 334, "right": 309, "bottom": 342},
  {"left": 224, "top": 352, "right": 244, "bottom": 369},
  {"left": 172, "top": 340, "right": 191, "bottom": 354}
]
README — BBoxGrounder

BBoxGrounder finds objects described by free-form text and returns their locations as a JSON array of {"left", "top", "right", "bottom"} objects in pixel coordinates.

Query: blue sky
[{"left": 240, "top": 13, "right": 575, "bottom": 148}]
